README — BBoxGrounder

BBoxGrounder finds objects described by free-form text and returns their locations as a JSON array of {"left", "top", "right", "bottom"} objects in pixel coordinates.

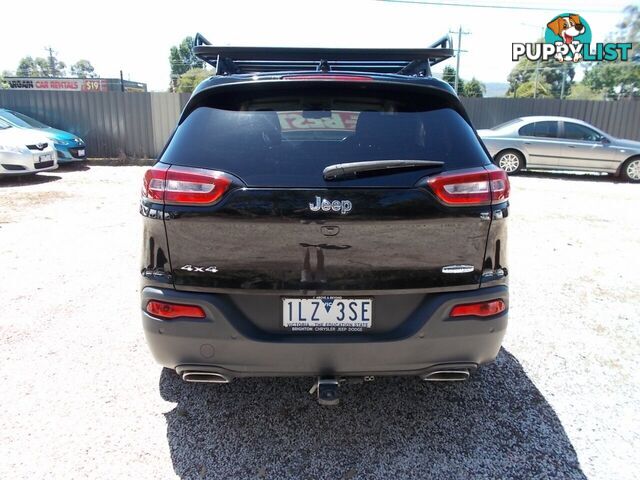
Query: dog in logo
[{"left": 547, "top": 14, "right": 586, "bottom": 62}]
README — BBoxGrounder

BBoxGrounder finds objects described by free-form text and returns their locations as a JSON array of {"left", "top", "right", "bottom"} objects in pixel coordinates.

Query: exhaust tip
[
  {"left": 182, "top": 371, "right": 231, "bottom": 384},
  {"left": 421, "top": 369, "right": 470, "bottom": 382}
]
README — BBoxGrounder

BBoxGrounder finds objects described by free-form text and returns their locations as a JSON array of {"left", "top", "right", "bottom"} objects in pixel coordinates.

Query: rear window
[
  {"left": 519, "top": 121, "right": 558, "bottom": 138},
  {"left": 161, "top": 86, "right": 490, "bottom": 187}
]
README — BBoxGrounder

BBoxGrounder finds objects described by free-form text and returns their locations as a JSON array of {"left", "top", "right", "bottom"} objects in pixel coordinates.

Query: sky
[{"left": 0, "top": 0, "right": 632, "bottom": 91}]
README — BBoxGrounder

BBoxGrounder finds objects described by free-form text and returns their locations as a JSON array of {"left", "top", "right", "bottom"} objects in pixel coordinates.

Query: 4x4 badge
[
  {"left": 309, "top": 196, "right": 352, "bottom": 214},
  {"left": 180, "top": 265, "right": 218, "bottom": 273}
]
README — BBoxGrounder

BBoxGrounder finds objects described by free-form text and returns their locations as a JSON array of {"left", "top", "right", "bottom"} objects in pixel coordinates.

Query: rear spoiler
[{"left": 192, "top": 33, "right": 453, "bottom": 77}]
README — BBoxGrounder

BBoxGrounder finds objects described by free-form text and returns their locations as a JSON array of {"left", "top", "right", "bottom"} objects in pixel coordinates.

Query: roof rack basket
[{"left": 193, "top": 33, "right": 453, "bottom": 77}]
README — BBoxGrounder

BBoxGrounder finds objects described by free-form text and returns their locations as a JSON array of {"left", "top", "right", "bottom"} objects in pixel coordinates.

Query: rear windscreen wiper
[{"left": 323, "top": 160, "right": 444, "bottom": 181}]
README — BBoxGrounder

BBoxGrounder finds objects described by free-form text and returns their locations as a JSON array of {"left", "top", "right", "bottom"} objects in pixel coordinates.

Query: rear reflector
[
  {"left": 142, "top": 165, "right": 233, "bottom": 205},
  {"left": 450, "top": 299, "right": 506, "bottom": 318},
  {"left": 146, "top": 300, "right": 206, "bottom": 319},
  {"left": 282, "top": 74, "right": 374, "bottom": 82},
  {"left": 427, "top": 166, "right": 510, "bottom": 206}
]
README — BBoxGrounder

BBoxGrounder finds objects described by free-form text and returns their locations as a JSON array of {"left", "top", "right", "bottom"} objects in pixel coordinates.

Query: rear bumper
[{"left": 141, "top": 285, "right": 508, "bottom": 377}]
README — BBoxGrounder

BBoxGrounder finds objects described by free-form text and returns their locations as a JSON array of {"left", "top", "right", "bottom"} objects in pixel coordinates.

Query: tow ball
[
  {"left": 314, "top": 377, "right": 340, "bottom": 405},
  {"left": 309, "top": 376, "right": 375, "bottom": 405}
]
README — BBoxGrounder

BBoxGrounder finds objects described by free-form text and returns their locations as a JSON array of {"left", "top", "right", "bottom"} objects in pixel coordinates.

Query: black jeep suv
[{"left": 140, "top": 34, "right": 509, "bottom": 403}]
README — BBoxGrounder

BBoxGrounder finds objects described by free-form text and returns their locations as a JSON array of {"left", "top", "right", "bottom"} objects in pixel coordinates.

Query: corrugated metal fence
[
  {"left": 0, "top": 90, "right": 190, "bottom": 158},
  {"left": 1, "top": 90, "right": 639, "bottom": 158}
]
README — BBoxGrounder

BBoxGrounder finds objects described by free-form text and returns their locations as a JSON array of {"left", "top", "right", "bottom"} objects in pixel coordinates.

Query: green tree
[
  {"left": 507, "top": 57, "right": 535, "bottom": 96},
  {"left": 442, "top": 66, "right": 465, "bottom": 94},
  {"left": 71, "top": 60, "right": 98, "bottom": 78},
  {"left": 36, "top": 58, "right": 54, "bottom": 76},
  {"left": 583, "top": 6, "right": 640, "bottom": 99},
  {"left": 567, "top": 83, "right": 604, "bottom": 100},
  {"left": 176, "top": 68, "right": 211, "bottom": 93},
  {"left": 506, "top": 38, "right": 575, "bottom": 98},
  {"left": 584, "top": 63, "right": 640, "bottom": 99},
  {"left": 514, "top": 80, "right": 553, "bottom": 98},
  {"left": 463, "top": 77, "right": 486, "bottom": 97},
  {"left": 16, "top": 56, "right": 41, "bottom": 76},
  {"left": 169, "top": 36, "right": 204, "bottom": 76},
  {"left": 1, "top": 70, "right": 12, "bottom": 87},
  {"left": 16, "top": 55, "right": 66, "bottom": 77}
]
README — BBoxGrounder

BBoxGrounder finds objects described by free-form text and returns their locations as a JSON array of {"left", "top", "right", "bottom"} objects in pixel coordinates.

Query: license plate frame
[{"left": 282, "top": 296, "right": 373, "bottom": 332}]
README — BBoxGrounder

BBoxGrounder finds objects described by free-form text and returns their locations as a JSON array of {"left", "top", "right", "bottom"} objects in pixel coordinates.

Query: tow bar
[
  {"left": 309, "top": 376, "right": 375, "bottom": 405},
  {"left": 309, "top": 377, "right": 340, "bottom": 405}
]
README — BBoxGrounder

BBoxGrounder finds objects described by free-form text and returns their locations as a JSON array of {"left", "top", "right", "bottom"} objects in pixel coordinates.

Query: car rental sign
[{"left": 5, "top": 77, "right": 108, "bottom": 92}]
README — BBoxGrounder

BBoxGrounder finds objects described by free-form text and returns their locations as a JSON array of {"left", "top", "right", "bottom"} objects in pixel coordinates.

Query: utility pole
[
  {"left": 44, "top": 46, "right": 56, "bottom": 77},
  {"left": 533, "top": 26, "right": 545, "bottom": 99},
  {"left": 450, "top": 26, "right": 470, "bottom": 95},
  {"left": 533, "top": 60, "right": 540, "bottom": 99}
]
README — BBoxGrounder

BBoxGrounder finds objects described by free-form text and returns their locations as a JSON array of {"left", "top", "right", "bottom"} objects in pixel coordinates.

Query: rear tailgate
[
  {"left": 156, "top": 81, "right": 496, "bottom": 293},
  {"left": 164, "top": 186, "right": 489, "bottom": 291}
]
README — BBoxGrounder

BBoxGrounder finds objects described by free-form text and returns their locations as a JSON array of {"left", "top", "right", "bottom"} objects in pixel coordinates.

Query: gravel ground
[{"left": 0, "top": 165, "right": 638, "bottom": 479}]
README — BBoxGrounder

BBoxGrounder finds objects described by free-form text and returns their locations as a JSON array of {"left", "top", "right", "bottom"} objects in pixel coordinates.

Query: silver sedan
[{"left": 478, "top": 116, "right": 640, "bottom": 182}]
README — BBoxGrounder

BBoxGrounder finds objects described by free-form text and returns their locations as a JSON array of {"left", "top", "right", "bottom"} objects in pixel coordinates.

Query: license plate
[
  {"left": 283, "top": 297, "right": 372, "bottom": 332},
  {"left": 77, "top": 149, "right": 85, "bottom": 156},
  {"left": 38, "top": 154, "right": 52, "bottom": 163}
]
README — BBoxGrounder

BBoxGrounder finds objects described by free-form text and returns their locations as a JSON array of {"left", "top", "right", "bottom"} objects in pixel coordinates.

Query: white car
[{"left": 0, "top": 118, "right": 58, "bottom": 176}]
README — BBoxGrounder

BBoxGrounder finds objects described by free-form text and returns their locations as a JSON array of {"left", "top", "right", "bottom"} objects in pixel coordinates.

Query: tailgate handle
[{"left": 321, "top": 226, "right": 340, "bottom": 236}]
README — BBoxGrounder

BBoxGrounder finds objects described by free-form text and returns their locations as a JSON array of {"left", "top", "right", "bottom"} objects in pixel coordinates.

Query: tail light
[
  {"left": 142, "top": 165, "right": 233, "bottom": 205},
  {"left": 427, "top": 166, "right": 510, "bottom": 206},
  {"left": 450, "top": 299, "right": 506, "bottom": 318},
  {"left": 146, "top": 300, "right": 206, "bottom": 319}
]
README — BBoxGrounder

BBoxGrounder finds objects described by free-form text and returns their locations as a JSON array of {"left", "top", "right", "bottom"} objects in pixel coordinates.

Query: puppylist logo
[{"left": 513, "top": 13, "right": 633, "bottom": 63}]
